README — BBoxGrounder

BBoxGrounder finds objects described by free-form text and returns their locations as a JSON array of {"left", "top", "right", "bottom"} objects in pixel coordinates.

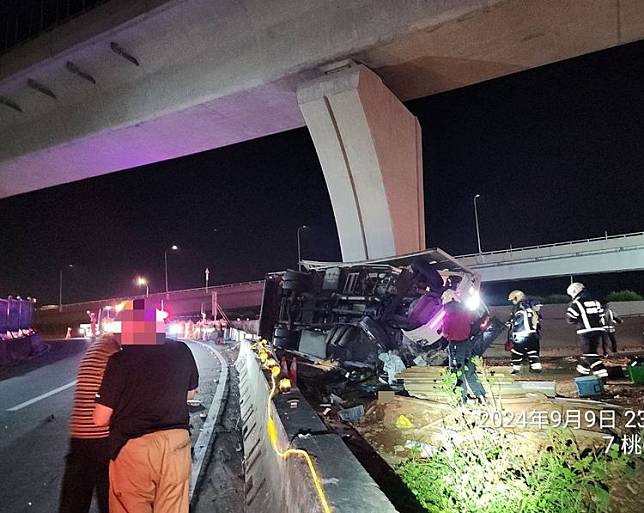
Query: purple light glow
[{"left": 428, "top": 308, "right": 446, "bottom": 330}]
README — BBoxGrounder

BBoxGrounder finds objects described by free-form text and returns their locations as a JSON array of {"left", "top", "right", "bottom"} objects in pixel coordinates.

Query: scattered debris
[
  {"left": 395, "top": 414, "right": 414, "bottom": 429},
  {"left": 378, "top": 352, "right": 406, "bottom": 384},
  {"left": 404, "top": 440, "right": 436, "bottom": 458},
  {"left": 330, "top": 393, "right": 345, "bottom": 406},
  {"left": 412, "top": 354, "right": 428, "bottom": 366},
  {"left": 338, "top": 404, "right": 365, "bottom": 422}
]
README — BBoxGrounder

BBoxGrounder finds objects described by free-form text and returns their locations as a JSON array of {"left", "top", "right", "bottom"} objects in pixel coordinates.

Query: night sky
[{"left": 1, "top": 41, "right": 643, "bottom": 305}]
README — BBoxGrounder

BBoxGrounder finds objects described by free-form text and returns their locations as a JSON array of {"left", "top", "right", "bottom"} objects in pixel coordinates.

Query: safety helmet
[
  {"left": 567, "top": 282, "right": 585, "bottom": 298},
  {"left": 507, "top": 290, "right": 526, "bottom": 304}
]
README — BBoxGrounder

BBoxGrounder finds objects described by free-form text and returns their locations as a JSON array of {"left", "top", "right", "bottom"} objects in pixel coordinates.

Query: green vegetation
[
  {"left": 605, "top": 290, "right": 644, "bottom": 302},
  {"left": 398, "top": 365, "right": 636, "bottom": 513},
  {"left": 541, "top": 293, "right": 571, "bottom": 304},
  {"left": 400, "top": 429, "right": 632, "bottom": 513}
]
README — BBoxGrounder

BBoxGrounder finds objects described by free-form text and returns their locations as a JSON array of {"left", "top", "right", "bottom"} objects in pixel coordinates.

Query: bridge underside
[
  {"left": 1, "top": 0, "right": 643, "bottom": 263},
  {"left": 2, "top": 0, "right": 643, "bottom": 200}
]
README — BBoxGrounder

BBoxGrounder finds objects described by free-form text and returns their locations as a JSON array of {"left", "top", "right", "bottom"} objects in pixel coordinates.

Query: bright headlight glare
[
  {"left": 465, "top": 290, "right": 481, "bottom": 311},
  {"left": 104, "top": 321, "right": 121, "bottom": 333}
]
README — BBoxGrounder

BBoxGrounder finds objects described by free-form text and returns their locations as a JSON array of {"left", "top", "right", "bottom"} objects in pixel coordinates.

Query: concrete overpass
[
  {"left": 458, "top": 232, "right": 644, "bottom": 282},
  {"left": 32, "top": 231, "right": 644, "bottom": 333},
  {"left": 2, "top": 0, "right": 644, "bottom": 261},
  {"left": 35, "top": 280, "right": 264, "bottom": 333}
]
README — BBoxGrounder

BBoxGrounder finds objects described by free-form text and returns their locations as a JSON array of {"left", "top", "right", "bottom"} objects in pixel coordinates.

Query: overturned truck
[{"left": 259, "top": 248, "right": 505, "bottom": 381}]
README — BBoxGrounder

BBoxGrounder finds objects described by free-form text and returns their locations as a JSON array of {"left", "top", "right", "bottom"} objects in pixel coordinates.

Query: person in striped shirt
[{"left": 58, "top": 335, "right": 119, "bottom": 513}]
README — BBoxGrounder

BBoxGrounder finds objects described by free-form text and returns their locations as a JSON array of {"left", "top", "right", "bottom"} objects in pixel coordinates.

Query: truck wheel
[
  {"left": 281, "top": 270, "right": 312, "bottom": 292},
  {"left": 359, "top": 316, "right": 389, "bottom": 349},
  {"left": 273, "top": 327, "right": 299, "bottom": 350}
]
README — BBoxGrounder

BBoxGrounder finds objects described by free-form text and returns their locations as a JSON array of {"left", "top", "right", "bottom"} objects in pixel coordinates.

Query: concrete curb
[
  {"left": 188, "top": 341, "right": 229, "bottom": 501},
  {"left": 236, "top": 339, "right": 399, "bottom": 513}
]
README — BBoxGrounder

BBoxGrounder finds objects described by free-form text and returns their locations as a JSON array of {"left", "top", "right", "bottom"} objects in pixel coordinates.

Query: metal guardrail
[
  {"left": 1, "top": 296, "right": 35, "bottom": 333},
  {"left": 458, "top": 231, "right": 644, "bottom": 259},
  {"left": 47, "top": 280, "right": 265, "bottom": 311}
]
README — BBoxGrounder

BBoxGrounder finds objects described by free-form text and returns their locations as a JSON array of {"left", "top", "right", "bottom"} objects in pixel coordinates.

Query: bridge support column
[{"left": 297, "top": 63, "right": 425, "bottom": 261}]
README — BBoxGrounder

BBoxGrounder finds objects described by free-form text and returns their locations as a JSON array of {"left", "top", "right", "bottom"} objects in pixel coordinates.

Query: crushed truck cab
[{"left": 258, "top": 248, "right": 505, "bottom": 380}]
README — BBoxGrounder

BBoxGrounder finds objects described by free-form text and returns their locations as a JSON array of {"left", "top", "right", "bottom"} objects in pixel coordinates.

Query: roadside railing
[
  {"left": 44, "top": 280, "right": 265, "bottom": 311},
  {"left": 458, "top": 231, "right": 644, "bottom": 259}
]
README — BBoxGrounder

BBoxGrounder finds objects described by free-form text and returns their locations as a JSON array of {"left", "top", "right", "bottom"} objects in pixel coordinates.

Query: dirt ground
[
  {"left": 300, "top": 351, "right": 644, "bottom": 513},
  {"left": 485, "top": 355, "right": 644, "bottom": 409}
]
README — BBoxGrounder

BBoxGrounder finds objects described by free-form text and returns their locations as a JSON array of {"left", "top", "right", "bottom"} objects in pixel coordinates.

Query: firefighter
[
  {"left": 507, "top": 290, "right": 543, "bottom": 374},
  {"left": 601, "top": 301, "right": 622, "bottom": 356},
  {"left": 566, "top": 282, "right": 608, "bottom": 379}
]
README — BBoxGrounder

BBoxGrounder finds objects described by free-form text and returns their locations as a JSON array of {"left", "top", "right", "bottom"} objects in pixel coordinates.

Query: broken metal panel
[
  {"left": 110, "top": 42, "right": 140, "bottom": 66},
  {"left": 27, "top": 79, "right": 57, "bottom": 99},
  {"left": 65, "top": 61, "right": 96, "bottom": 84}
]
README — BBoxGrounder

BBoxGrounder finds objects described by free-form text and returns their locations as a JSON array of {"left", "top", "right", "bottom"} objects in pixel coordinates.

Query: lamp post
[
  {"left": 164, "top": 244, "right": 179, "bottom": 295},
  {"left": 136, "top": 276, "right": 149, "bottom": 297},
  {"left": 473, "top": 194, "right": 482, "bottom": 254},
  {"left": 205, "top": 268, "right": 210, "bottom": 291},
  {"left": 58, "top": 264, "right": 74, "bottom": 312},
  {"left": 297, "top": 225, "right": 309, "bottom": 271}
]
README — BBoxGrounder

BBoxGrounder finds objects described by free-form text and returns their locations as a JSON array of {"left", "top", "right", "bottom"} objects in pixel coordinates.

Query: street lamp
[
  {"left": 59, "top": 264, "right": 74, "bottom": 312},
  {"left": 297, "top": 225, "right": 309, "bottom": 271},
  {"left": 136, "top": 276, "right": 149, "bottom": 297},
  {"left": 473, "top": 194, "right": 482, "bottom": 254},
  {"left": 164, "top": 244, "right": 179, "bottom": 295}
]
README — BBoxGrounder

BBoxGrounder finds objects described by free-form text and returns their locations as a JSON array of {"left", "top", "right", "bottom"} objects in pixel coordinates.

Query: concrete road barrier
[{"left": 236, "top": 338, "right": 398, "bottom": 513}]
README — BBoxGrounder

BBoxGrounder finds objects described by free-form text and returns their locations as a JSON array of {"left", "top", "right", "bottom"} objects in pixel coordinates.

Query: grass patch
[
  {"left": 398, "top": 363, "right": 637, "bottom": 513},
  {"left": 399, "top": 429, "right": 633, "bottom": 513}
]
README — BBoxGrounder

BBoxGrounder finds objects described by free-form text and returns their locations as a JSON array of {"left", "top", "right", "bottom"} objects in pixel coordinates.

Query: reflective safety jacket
[
  {"left": 566, "top": 292, "right": 606, "bottom": 335},
  {"left": 604, "top": 307, "right": 622, "bottom": 333},
  {"left": 511, "top": 300, "right": 541, "bottom": 341}
]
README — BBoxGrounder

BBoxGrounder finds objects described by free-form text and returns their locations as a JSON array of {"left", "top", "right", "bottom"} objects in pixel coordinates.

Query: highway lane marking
[{"left": 6, "top": 380, "right": 77, "bottom": 412}]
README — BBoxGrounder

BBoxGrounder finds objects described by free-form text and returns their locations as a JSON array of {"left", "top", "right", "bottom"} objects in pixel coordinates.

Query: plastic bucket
[{"left": 574, "top": 376, "right": 603, "bottom": 398}]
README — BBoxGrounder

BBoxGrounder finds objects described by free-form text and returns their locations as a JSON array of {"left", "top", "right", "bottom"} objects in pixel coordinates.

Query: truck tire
[
  {"left": 281, "top": 270, "right": 312, "bottom": 292},
  {"left": 326, "top": 324, "right": 360, "bottom": 360},
  {"left": 273, "top": 326, "right": 299, "bottom": 350},
  {"left": 359, "top": 316, "right": 389, "bottom": 349}
]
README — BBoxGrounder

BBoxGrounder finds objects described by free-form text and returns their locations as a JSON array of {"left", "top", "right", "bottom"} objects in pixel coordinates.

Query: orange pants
[{"left": 109, "top": 429, "right": 191, "bottom": 513}]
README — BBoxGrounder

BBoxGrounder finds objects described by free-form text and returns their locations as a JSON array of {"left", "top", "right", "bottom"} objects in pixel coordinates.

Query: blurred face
[{"left": 114, "top": 299, "right": 166, "bottom": 345}]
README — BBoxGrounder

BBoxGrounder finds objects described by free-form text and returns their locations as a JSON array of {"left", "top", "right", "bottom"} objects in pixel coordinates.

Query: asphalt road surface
[{"left": 0, "top": 338, "right": 224, "bottom": 513}]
